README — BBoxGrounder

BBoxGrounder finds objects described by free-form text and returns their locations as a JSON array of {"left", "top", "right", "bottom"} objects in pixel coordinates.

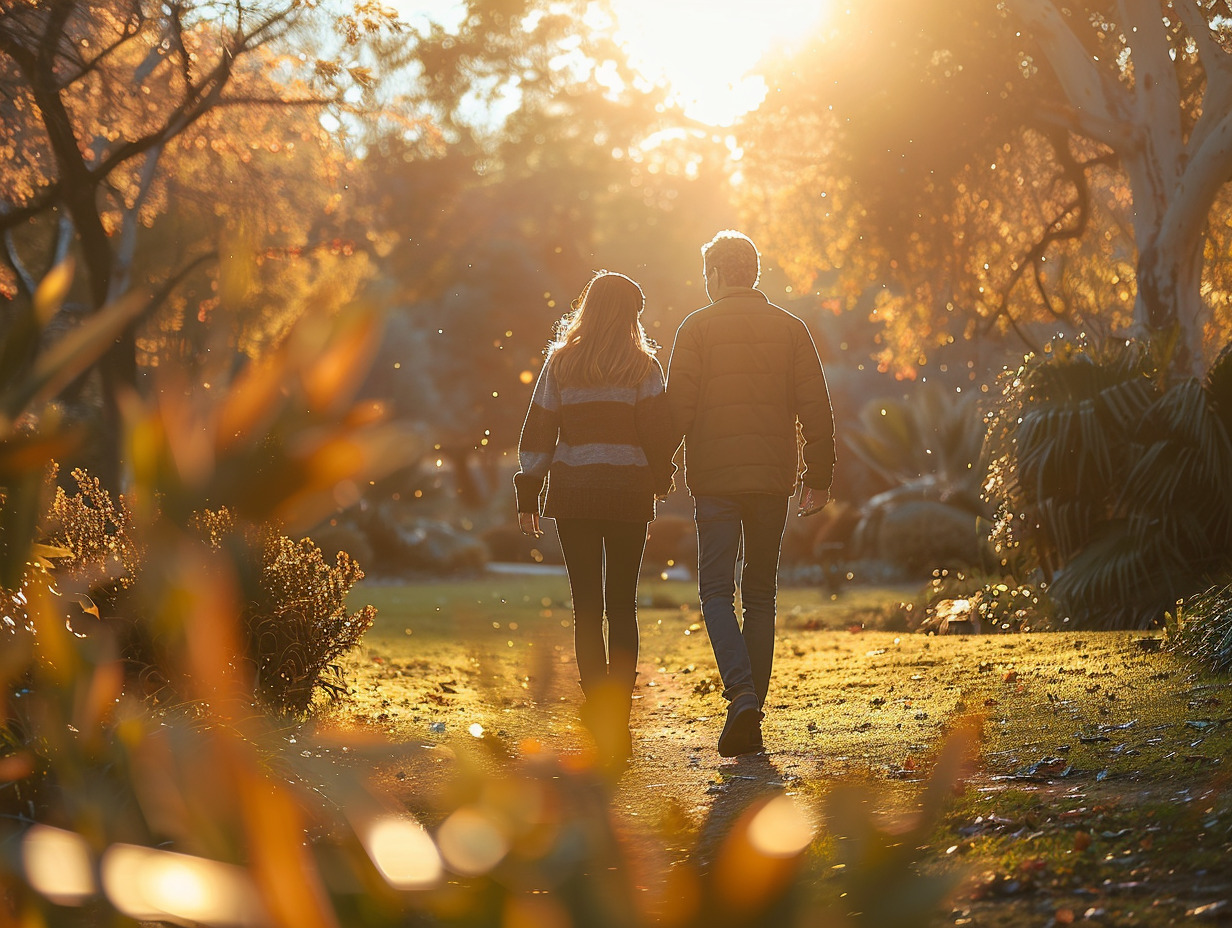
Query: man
[{"left": 667, "top": 230, "right": 835, "bottom": 757}]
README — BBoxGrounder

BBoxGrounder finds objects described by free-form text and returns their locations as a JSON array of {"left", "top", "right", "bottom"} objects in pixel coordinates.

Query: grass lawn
[{"left": 328, "top": 576, "right": 1232, "bottom": 927}]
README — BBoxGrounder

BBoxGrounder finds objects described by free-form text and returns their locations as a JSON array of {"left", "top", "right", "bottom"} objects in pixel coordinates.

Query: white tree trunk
[
  {"left": 1132, "top": 221, "right": 1207, "bottom": 377},
  {"left": 1013, "top": 0, "right": 1232, "bottom": 377}
]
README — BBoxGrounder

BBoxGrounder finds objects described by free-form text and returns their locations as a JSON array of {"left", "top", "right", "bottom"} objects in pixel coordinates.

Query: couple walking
[{"left": 515, "top": 231, "right": 835, "bottom": 762}]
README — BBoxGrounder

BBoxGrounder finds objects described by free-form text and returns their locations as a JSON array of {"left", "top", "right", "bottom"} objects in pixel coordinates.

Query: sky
[
  {"left": 608, "top": 0, "right": 832, "bottom": 125},
  {"left": 392, "top": 0, "right": 834, "bottom": 126}
]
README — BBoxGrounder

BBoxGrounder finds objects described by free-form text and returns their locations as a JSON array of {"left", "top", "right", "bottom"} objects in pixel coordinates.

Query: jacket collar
[{"left": 710, "top": 285, "right": 768, "bottom": 304}]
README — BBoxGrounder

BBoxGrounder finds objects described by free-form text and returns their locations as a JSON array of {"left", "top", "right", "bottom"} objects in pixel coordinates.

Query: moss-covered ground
[{"left": 328, "top": 577, "right": 1232, "bottom": 927}]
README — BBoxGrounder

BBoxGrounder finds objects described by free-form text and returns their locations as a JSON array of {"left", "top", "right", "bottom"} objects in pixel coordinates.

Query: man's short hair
[{"left": 702, "top": 230, "right": 760, "bottom": 288}]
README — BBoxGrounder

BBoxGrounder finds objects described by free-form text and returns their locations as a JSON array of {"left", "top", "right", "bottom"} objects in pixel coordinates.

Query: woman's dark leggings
[{"left": 555, "top": 518, "right": 648, "bottom": 693}]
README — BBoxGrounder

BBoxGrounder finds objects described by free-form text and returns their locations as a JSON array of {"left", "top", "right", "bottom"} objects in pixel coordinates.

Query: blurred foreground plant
[{"left": 0, "top": 264, "right": 413, "bottom": 923}]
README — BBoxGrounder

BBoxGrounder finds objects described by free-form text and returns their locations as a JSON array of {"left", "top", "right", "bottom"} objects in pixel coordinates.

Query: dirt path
[{"left": 322, "top": 579, "right": 1232, "bottom": 926}]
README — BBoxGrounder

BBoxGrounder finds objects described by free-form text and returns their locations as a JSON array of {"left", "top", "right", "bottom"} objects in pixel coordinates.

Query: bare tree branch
[
  {"left": 108, "top": 143, "right": 165, "bottom": 303},
  {"left": 1032, "top": 255, "right": 1069, "bottom": 322},
  {"left": 1011, "top": 0, "right": 1132, "bottom": 146},
  {"left": 2, "top": 228, "right": 36, "bottom": 298},
  {"left": 166, "top": 2, "right": 193, "bottom": 88},
  {"left": 86, "top": 45, "right": 239, "bottom": 187},
  {"left": 984, "top": 133, "right": 1116, "bottom": 340},
  {"left": 58, "top": 7, "right": 146, "bottom": 87},
  {"left": 1176, "top": 0, "right": 1232, "bottom": 93}
]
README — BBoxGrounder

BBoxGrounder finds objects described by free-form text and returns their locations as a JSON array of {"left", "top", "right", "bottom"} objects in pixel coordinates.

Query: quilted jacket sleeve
[
  {"left": 793, "top": 322, "right": 836, "bottom": 491},
  {"left": 665, "top": 316, "right": 701, "bottom": 449}
]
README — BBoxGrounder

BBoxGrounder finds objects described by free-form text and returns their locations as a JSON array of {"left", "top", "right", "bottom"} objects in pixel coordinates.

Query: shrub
[
  {"left": 42, "top": 466, "right": 143, "bottom": 611},
  {"left": 2, "top": 469, "right": 375, "bottom": 714},
  {"left": 2, "top": 467, "right": 138, "bottom": 651},
  {"left": 847, "top": 385, "right": 991, "bottom": 573},
  {"left": 917, "top": 568, "right": 1054, "bottom": 633},
  {"left": 191, "top": 507, "right": 376, "bottom": 713},
  {"left": 983, "top": 338, "right": 1232, "bottom": 628},
  {"left": 1171, "top": 580, "right": 1232, "bottom": 672}
]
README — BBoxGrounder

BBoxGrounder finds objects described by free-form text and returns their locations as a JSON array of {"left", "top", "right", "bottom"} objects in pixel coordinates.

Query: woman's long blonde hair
[{"left": 549, "top": 271, "right": 657, "bottom": 388}]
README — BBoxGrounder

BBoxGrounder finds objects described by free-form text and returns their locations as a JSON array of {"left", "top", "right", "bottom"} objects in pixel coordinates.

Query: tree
[
  {"left": 130, "top": 99, "right": 377, "bottom": 376},
  {"left": 1013, "top": 0, "right": 1232, "bottom": 377},
  {"left": 736, "top": 0, "right": 1232, "bottom": 379},
  {"left": 0, "top": 0, "right": 401, "bottom": 486}
]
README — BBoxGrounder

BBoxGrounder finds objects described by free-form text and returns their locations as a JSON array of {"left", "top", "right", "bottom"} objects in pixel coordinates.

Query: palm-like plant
[
  {"left": 846, "top": 384, "right": 990, "bottom": 571},
  {"left": 983, "top": 338, "right": 1232, "bottom": 628},
  {"left": 847, "top": 383, "right": 989, "bottom": 513}
]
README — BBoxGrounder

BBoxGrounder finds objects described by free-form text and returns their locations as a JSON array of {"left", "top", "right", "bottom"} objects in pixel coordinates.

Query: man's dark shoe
[{"left": 718, "top": 693, "right": 763, "bottom": 757}]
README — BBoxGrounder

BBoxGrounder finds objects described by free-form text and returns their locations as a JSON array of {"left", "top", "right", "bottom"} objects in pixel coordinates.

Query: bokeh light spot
[
  {"left": 22, "top": 825, "right": 96, "bottom": 905},
  {"left": 437, "top": 807, "right": 510, "bottom": 876},
  {"left": 363, "top": 816, "right": 443, "bottom": 890},
  {"left": 101, "top": 843, "right": 263, "bottom": 926},
  {"left": 747, "top": 795, "right": 815, "bottom": 858}
]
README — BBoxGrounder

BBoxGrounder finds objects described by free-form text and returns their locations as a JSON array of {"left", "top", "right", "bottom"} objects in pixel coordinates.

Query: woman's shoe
[
  {"left": 718, "top": 692, "right": 763, "bottom": 757},
  {"left": 580, "top": 677, "right": 634, "bottom": 767}
]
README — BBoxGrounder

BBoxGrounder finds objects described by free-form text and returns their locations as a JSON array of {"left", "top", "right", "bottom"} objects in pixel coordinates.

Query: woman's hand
[{"left": 518, "top": 512, "right": 542, "bottom": 537}]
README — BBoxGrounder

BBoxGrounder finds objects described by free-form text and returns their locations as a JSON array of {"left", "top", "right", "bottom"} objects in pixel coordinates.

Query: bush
[
  {"left": 2, "top": 469, "right": 374, "bottom": 715},
  {"left": 983, "top": 338, "right": 1232, "bottom": 629},
  {"left": 1171, "top": 580, "right": 1232, "bottom": 672},
  {"left": 42, "top": 466, "right": 143, "bottom": 612},
  {"left": 191, "top": 508, "right": 376, "bottom": 713},
  {"left": 846, "top": 386, "right": 990, "bottom": 574}
]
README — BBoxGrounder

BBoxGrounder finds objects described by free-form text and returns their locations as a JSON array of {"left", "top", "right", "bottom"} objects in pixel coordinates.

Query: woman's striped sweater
[{"left": 514, "top": 356, "right": 677, "bottom": 523}]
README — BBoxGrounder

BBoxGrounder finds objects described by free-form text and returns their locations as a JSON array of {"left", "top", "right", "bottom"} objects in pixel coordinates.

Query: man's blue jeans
[{"left": 694, "top": 494, "right": 790, "bottom": 707}]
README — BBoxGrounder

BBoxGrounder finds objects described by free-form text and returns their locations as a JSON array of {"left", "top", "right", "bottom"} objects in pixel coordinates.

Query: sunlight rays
[
  {"left": 610, "top": 0, "right": 834, "bottom": 124},
  {"left": 386, "top": 0, "right": 835, "bottom": 126}
]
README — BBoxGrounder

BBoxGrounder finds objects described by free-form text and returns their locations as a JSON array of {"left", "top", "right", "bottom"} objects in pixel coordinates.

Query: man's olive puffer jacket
[{"left": 666, "top": 286, "right": 835, "bottom": 498}]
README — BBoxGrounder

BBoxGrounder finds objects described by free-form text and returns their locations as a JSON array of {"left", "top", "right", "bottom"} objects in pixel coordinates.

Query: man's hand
[
  {"left": 518, "top": 512, "right": 542, "bottom": 537},
  {"left": 797, "top": 486, "right": 830, "bottom": 518}
]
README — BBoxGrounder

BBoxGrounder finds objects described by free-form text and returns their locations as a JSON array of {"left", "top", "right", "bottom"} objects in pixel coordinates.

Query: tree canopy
[
  {"left": 736, "top": 0, "right": 1232, "bottom": 379},
  {"left": 0, "top": 0, "right": 402, "bottom": 484}
]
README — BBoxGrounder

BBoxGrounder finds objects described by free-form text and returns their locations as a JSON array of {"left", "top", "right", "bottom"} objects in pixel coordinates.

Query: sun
[
  {"left": 381, "top": 1, "right": 831, "bottom": 127},
  {"left": 609, "top": 0, "right": 833, "bottom": 125}
]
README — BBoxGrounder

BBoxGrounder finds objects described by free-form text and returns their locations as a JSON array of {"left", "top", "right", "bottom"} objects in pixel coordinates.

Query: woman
[{"left": 514, "top": 271, "right": 676, "bottom": 763}]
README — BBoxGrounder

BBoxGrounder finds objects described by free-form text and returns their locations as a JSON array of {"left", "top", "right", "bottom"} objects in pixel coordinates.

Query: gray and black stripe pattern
[{"left": 514, "top": 357, "right": 677, "bottom": 523}]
